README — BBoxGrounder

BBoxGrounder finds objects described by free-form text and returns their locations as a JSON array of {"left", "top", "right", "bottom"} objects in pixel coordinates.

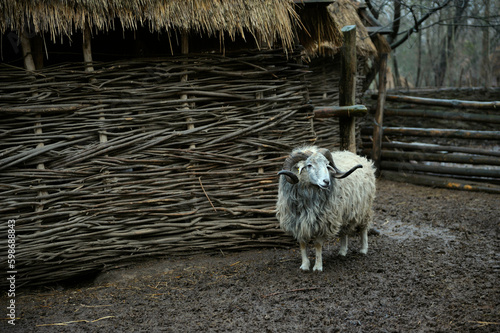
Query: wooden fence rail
[
  {"left": 382, "top": 108, "right": 500, "bottom": 123},
  {"left": 373, "top": 94, "right": 500, "bottom": 109},
  {"left": 365, "top": 142, "right": 500, "bottom": 158},
  {"left": 363, "top": 127, "right": 500, "bottom": 140},
  {"left": 364, "top": 92, "right": 500, "bottom": 193}
]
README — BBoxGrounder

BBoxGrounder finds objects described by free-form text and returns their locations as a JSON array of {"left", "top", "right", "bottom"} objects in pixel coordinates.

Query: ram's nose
[{"left": 321, "top": 179, "right": 330, "bottom": 188}]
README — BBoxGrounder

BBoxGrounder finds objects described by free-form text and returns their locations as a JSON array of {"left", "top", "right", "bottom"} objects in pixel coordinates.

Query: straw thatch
[
  {"left": 295, "top": 3, "right": 343, "bottom": 57},
  {"left": 0, "top": 0, "right": 300, "bottom": 50},
  {"left": 327, "top": 0, "right": 377, "bottom": 58}
]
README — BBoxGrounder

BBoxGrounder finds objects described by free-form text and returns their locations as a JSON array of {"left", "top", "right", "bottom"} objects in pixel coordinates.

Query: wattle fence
[{"left": 1, "top": 50, "right": 347, "bottom": 285}]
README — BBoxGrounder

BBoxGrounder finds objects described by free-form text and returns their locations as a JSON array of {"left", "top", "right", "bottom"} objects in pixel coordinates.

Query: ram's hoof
[
  {"left": 300, "top": 263, "right": 310, "bottom": 271},
  {"left": 312, "top": 265, "right": 323, "bottom": 272}
]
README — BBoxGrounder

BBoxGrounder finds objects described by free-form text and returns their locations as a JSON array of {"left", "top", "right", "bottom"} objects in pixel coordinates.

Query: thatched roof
[
  {"left": 297, "top": 0, "right": 377, "bottom": 58},
  {"left": 1, "top": 0, "right": 380, "bottom": 58},
  {"left": 328, "top": 0, "right": 377, "bottom": 57},
  {"left": 295, "top": 2, "right": 343, "bottom": 57},
  {"left": 0, "top": 0, "right": 301, "bottom": 49}
]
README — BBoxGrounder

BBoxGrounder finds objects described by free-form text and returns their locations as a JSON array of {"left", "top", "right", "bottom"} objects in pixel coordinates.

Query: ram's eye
[{"left": 306, "top": 164, "right": 313, "bottom": 169}]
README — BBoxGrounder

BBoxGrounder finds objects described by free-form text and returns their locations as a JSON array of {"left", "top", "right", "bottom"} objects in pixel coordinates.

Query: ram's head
[{"left": 278, "top": 148, "right": 362, "bottom": 188}]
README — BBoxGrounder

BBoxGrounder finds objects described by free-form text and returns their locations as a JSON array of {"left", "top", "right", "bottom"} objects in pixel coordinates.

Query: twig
[
  {"left": 91, "top": 316, "right": 116, "bottom": 323},
  {"left": 37, "top": 320, "right": 90, "bottom": 326},
  {"left": 262, "top": 287, "right": 321, "bottom": 298},
  {"left": 469, "top": 321, "right": 500, "bottom": 328},
  {"left": 76, "top": 304, "right": 113, "bottom": 310},
  {"left": 36, "top": 316, "right": 116, "bottom": 327},
  {"left": 199, "top": 177, "right": 217, "bottom": 212}
]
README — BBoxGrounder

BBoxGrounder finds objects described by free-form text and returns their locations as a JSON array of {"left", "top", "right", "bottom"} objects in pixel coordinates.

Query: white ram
[{"left": 276, "top": 146, "right": 376, "bottom": 272}]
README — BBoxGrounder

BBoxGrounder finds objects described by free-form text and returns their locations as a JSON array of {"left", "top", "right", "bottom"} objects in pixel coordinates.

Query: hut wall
[{"left": 0, "top": 50, "right": 343, "bottom": 285}]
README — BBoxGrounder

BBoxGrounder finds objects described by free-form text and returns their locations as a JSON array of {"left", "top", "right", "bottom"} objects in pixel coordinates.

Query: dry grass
[{"left": 0, "top": 0, "right": 300, "bottom": 50}]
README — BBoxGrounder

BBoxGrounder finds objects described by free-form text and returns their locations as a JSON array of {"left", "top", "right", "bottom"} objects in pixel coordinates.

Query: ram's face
[{"left": 297, "top": 153, "right": 331, "bottom": 190}]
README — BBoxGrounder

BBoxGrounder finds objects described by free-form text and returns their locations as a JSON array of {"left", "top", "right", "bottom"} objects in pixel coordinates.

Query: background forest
[{"left": 365, "top": 0, "right": 500, "bottom": 88}]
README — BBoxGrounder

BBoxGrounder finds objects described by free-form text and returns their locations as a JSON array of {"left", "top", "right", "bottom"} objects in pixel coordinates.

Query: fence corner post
[
  {"left": 372, "top": 53, "right": 388, "bottom": 177},
  {"left": 339, "top": 25, "right": 357, "bottom": 153}
]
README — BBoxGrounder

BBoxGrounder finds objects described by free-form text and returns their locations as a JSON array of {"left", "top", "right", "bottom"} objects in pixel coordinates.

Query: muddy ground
[{"left": 2, "top": 179, "right": 499, "bottom": 332}]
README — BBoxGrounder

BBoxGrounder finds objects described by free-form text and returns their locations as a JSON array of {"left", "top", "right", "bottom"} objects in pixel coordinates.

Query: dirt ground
[{"left": 2, "top": 178, "right": 499, "bottom": 332}]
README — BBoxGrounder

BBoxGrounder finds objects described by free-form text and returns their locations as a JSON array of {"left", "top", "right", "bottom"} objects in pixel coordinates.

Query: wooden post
[
  {"left": 181, "top": 30, "right": 196, "bottom": 149},
  {"left": 83, "top": 22, "right": 95, "bottom": 73},
  {"left": 83, "top": 22, "right": 106, "bottom": 143},
  {"left": 20, "top": 28, "right": 36, "bottom": 72},
  {"left": 20, "top": 27, "right": 39, "bottom": 156},
  {"left": 339, "top": 25, "right": 357, "bottom": 153},
  {"left": 255, "top": 32, "right": 267, "bottom": 177},
  {"left": 21, "top": 26, "right": 48, "bottom": 218},
  {"left": 372, "top": 53, "right": 388, "bottom": 175}
]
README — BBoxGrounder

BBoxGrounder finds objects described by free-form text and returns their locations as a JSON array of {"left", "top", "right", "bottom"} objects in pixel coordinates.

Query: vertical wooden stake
[
  {"left": 20, "top": 28, "right": 36, "bottom": 72},
  {"left": 83, "top": 22, "right": 106, "bottom": 143},
  {"left": 255, "top": 32, "right": 266, "bottom": 178},
  {"left": 339, "top": 25, "right": 357, "bottom": 153},
  {"left": 21, "top": 26, "right": 47, "bottom": 218},
  {"left": 20, "top": 28, "right": 40, "bottom": 155},
  {"left": 181, "top": 30, "right": 196, "bottom": 149},
  {"left": 83, "top": 22, "right": 95, "bottom": 73},
  {"left": 372, "top": 53, "right": 388, "bottom": 177}
]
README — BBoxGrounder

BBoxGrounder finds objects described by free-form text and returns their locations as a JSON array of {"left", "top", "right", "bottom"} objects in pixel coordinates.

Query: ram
[{"left": 276, "top": 146, "right": 376, "bottom": 272}]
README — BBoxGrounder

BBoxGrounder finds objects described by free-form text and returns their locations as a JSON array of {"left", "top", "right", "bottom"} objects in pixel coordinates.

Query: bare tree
[
  {"left": 390, "top": 0, "right": 453, "bottom": 50},
  {"left": 365, "top": 0, "right": 500, "bottom": 88},
  {"left": 481, "top": 0, "right": 491, "bottom": 88},
  {"left": 434, "top": 0, "right": 470, "bottom": 86},
  {"left": 363, "top": 0, "right": 453, "bottom": 89}
]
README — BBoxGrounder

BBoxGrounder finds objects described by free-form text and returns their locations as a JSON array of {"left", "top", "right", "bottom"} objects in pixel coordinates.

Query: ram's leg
[
  {"left": 360, "top": 227, "right": 368, "bottom": 254},
  {"left": 339, "top": 234, "right": 348, "bottom": 256},
  {"left": 299, "top": 242, "right": 310, "bottom": 271},
  {"left": 313, "top": 238, "right": 324, "bottom": 272}
]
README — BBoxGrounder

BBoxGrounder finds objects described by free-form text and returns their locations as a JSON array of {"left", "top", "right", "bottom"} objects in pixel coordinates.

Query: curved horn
[
  {"left": 318, "top": 148, "right": 335, "bottom": 168},
  {"left": 318, "top": 148, "right": 363, "bottom": 179},
  {"left": 278, "top": 151, "right": 311, "bottom": 184},
  {"left": 282, "top": 151, "right": 310, "bottom": 171},
  {"left": 318, "top": 147, "right": 342, "bottom": 174},
  {"left": 333, "top": 164, "right": 363, "bottom": 179},
  {"left": 277, "top": 170, "right": 299, "bottom": 184}
]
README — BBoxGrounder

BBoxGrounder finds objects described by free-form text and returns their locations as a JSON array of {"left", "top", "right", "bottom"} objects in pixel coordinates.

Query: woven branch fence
[{"left": 0, "top": 50, "right": 354, "bottom": 285}]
